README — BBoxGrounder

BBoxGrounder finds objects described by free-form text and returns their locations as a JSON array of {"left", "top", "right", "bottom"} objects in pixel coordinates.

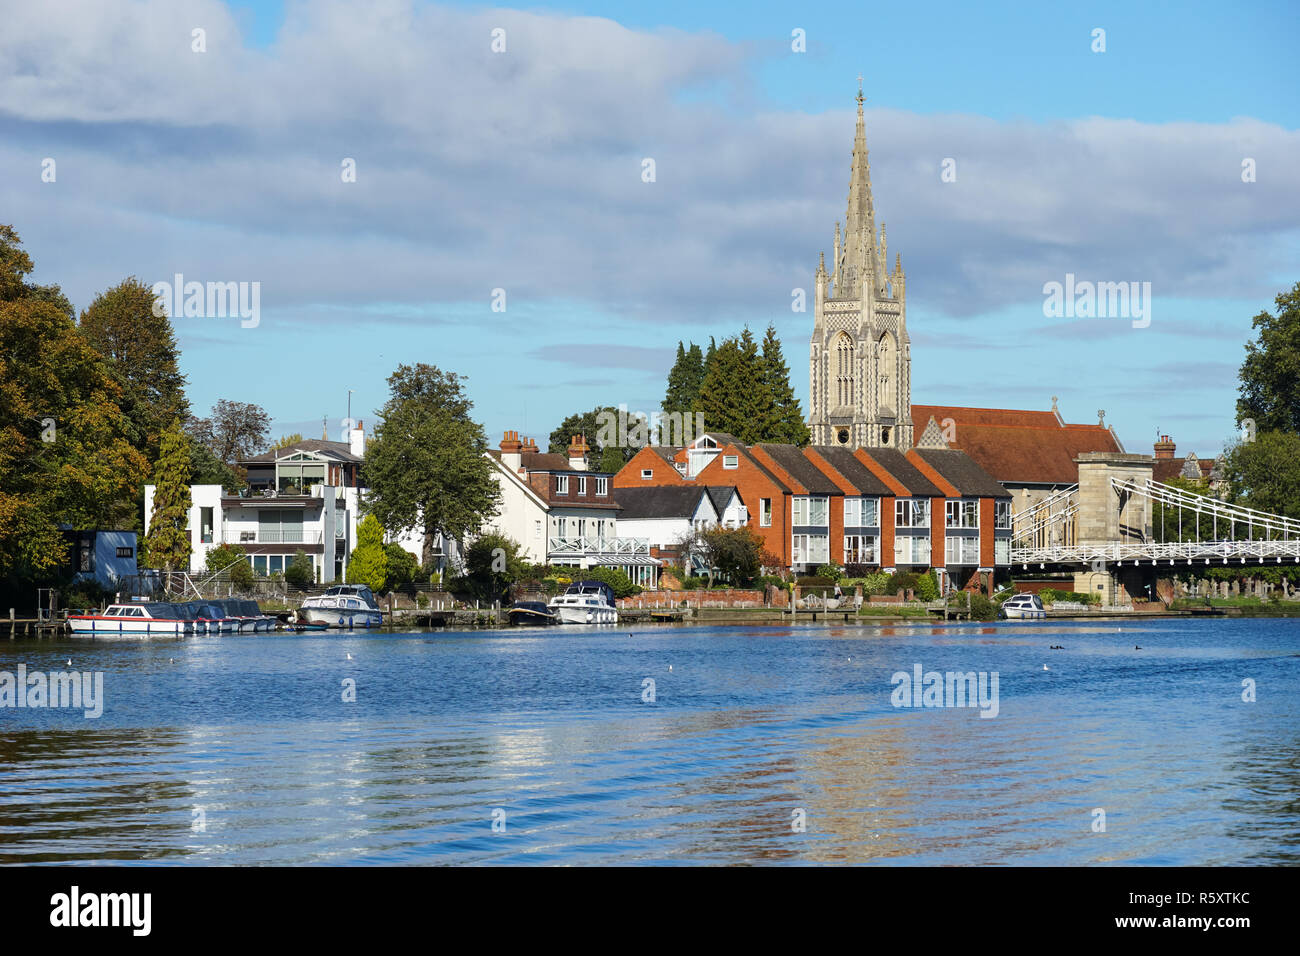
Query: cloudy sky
[{"left": 3, "top": 0, "right": 1297, "bottom": 457}]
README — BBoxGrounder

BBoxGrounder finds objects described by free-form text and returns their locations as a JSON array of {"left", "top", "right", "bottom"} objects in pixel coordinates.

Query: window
[
  {"left": 201, "top": 507, "right": 214, "bottom": 544},
  {"left": 723, "top": 455, "right": 738, "bottom": 469},
  {"left": 556, "top": 475, "right": 569, "bottom": 494},
  {"left": 793, "top": 497, "right": 829, "bottom": 526},
  {"left": 554, "top": 517, "right": 567, "bottom": 538},
  {"left": 893, "top": 535, "right": 931, "bottom": 565},
  {"left": 844, "top": 535, "right": 878, "bottom": 564},
  {"left": 595, "top": 477, "right": 608, "bottom": 496},
  {"left": 259, "top": 509, "right": 304, "bottom": 543},
  {"left": 115, "top": 546, "right": 134, "bottom": 559},
  {"left": 577, "top": 476, "right": 587, "bottom": 495},
  {"left": 844, "top": 497, "right": 879, "bottom": 527},
  {"left": 276, "top": 461, "right": 325, "bottom": 495},
  {"left": 760, "top": 498, "right": 772, "bottom": 527},
  {"left": 895, "top": 499, "right": 929, "bottom": 528},
  {"left": 995, "top": 500, "right": 1012, "bottom": 530},
  {"left": 995, "top": 538, "right": 1011, "bottom": 564},
  {"left": 945, "top": 536, "right": 980, "bottom": 564},
  {"left": 641, "top": 469, "right": 653, "bottom": 480},
  {"left": 792, "top": 534, "right": 830, "bottom": 565},
  {"left": 945, "top": 500, "right": 978, "bottom": 529}
]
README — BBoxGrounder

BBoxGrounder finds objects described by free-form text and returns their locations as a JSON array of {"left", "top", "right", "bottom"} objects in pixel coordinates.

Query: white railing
[
  {"left": 1012, "top": 539, "right": 1300, "bottom": 566},
  {"left": 548, "top": 536, "right": 651, "bottom": 557},
  {"left": 1113, "top": 477, "right": 1300, "bottom": 540},
  {"left": 220, "top": 530, "right": 324, "bottom": 545},
  {"left": 1011, "top": 484, "right": 1078, "bottom": 549}
]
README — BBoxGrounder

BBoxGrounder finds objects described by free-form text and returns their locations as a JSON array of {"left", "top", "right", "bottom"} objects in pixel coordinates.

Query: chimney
[
  {"left": 349, "top": 419, "right": 365, "bottom": 458},
  {"left": 567, "top": 434, "right": 590, "bottom": 472},
  {"left": 1154, "top": 434, "right": 1176, "bottom": 459},
  {"left": 500, "top": 429, "right": 523, "bottom": 471}
]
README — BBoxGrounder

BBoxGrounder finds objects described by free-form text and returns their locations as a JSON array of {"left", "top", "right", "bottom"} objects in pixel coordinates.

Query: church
[{"left": 807, "top": 88, "right": 1124, "bottom": 512}]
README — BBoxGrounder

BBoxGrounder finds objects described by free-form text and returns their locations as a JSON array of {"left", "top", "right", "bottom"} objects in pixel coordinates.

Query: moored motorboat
[
  {"left": 297, "top": 585, "right": 384, "bottom": 628},
  {"left": 1000, "top": 592, "right": 1047, "bottom": 620},
  {"left": 507, "top": 600, "right": 559, "bottom": 626},
  {"left": 68, "top": 602, "right": 192, "bottom": 637},
  {"left": 547, "top": 581, "right": 619, "bottom": 625}
]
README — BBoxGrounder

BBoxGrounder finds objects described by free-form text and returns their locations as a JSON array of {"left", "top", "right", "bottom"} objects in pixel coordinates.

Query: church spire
[{"left": 839, "top": 82, "right": 880, "bottom": 299}]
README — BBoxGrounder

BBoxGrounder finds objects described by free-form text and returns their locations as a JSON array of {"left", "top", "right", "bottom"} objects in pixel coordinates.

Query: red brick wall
[
  {"left": 931, "top": 497, "right": 946, "bottom": 571},
  {"left": 614, "top": 447, "right": 684, "bottom": 487},
  {"left": 694, "top": 447, "right": 791, "bottom": 565},
  {"left": 979, "top": 498, "right": 995, "bottom": 567},
  {"left": 617, "top": 588, "right": 789, "bottom": 608},
  {"left": 880, "top": 496, "right": 895, "bottom": 568}
]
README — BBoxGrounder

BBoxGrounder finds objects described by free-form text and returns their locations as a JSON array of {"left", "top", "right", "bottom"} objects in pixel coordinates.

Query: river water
[{"left": 1, "top": 618, "right": 1296, "bottom": 865}]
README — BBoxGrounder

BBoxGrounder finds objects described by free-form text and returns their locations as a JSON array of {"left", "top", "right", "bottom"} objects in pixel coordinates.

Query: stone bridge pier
[{"left": 1072, "top": 452, "right": 1155, "bottom": 604}]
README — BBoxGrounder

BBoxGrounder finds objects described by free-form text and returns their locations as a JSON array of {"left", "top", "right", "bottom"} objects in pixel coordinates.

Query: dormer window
[
  {"left": 556, "top": 475, "right": 569, "bottom": 494},
  {"left": 577, "top": 476, "right": 587, "bottom": 495}
]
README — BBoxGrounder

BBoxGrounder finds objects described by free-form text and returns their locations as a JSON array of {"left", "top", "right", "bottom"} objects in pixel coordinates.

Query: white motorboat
[
  {"left": 548, "top": 581, "right": 619, "bottom": 625},
  {"left": 1000, "top": 592, "right": 1046, "bottom": 620},
  {"left": 297, "top": 585, "right": 384, "bottom": 628},
  {"left": 68, "top": 602, "right": 192, "bottom": 636}
]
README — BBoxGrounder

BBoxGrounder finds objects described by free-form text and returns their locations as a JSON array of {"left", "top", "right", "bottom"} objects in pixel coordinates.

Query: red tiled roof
[{"left": 911, "top": 406, "right": 1122, "bottom": 485}]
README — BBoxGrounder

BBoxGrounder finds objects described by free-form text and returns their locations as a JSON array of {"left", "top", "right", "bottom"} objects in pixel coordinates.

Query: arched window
[{"left": 833, "top": 332, "right": 854, "bottom": 408}]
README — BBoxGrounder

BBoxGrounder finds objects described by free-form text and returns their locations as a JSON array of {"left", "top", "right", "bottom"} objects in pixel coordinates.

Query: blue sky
[{"left": 3, "top": 0, "right": 1297, "bottom": 458}]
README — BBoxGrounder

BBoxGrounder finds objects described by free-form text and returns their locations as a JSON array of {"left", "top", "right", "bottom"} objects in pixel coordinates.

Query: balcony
[
  {"left": 221, "top": 530, "right": 325, "bottom": 545},
  {"left": 548, "top": 536, "right": 651, "bottom": 558}
]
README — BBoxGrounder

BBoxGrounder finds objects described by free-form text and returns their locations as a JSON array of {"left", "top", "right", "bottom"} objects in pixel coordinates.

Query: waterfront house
[
  {"left": 58, "top": 528, "right": 140, "bottom": 591},
  {"left": 484, "top": 431, "right": 661, "bottom": 588},
  {"left": 612, "top": 484, "right": 746, "bottom": 573}
]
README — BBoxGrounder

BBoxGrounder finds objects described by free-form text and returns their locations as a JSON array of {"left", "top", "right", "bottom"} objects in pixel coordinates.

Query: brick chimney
[
  {"left": 567, "top": 434, "right": 590, "bottom": 472},
  {"left": 1154, "top": 434, "right": 1176, "bottom": 459},
  {"left": 500, "top": 429, "right": 524, "bottom": 471}
]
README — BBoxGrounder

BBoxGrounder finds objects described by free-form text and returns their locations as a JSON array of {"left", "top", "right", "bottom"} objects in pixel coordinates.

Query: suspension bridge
[{"left": 1009, "top": 452, "right": 1299, "bottom": 602}]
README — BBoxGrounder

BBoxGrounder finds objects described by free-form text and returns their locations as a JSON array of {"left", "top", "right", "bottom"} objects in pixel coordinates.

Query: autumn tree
[
  {"left": 0, "top": 226, "right": 148, "bottom": 583},
  {"left": 362, "top": 364, "right": 501, "bottom": 567},
  {"left": 79, "top": 277, "right": 190, "bottom": 466}
]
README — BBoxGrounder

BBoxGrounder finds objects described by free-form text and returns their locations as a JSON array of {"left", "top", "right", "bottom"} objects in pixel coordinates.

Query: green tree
[
  {"left": 269, "top": 433, "right": 304, "bottom": 453},
  {"left": 204, "top": 542, "right": 254, "bottom": 588},
  {"left": 548, "top": 406, "right": 646, "bottom": 466},
  {"left": 187, "top": 436, "right": 242, "bottom": 492},
  {"left": 348, "top": 514, "right": 389, "bottom": 592},
  {"left": 142, "top": 421, "right": 193, "bottom": 572},
  {"left": 462, "top": 532, "right": 529, "bottom": 601},
  {"left": 1223, "top": 431, "right": 1300, "bottom": 522},
  {"left": 698, "top": 329, "right": 771, "bottom": 443},
  {"left": 697, "top": 525, "right": 764, "bottom": 586},
  {"left": 362, "top": 364, "right": 501, "bottom": 567},
  {"left": 660, "top": 342, "right": 708, "bottom": 444},
  {"left": 1237, "top": 282, "right": 1300, "bottom": 433},
  {"left": 0, "top": 226, "right": 149, "bottom": 580},
  {"left": 383, "top": 543, "right": 419, "bottom": 588},
  {"left": 759, "top": 324, "right": 811, "bottom": 445},
  {"left": 79, "top": 277, "right": 190, "bottom": 467},
  {"left": 187, "top": 399, "right": 270, "bottom": 465}
]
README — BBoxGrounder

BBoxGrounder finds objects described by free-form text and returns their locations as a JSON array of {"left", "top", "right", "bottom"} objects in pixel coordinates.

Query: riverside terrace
[{"left": 614, "top": 432, "right": 1012, "bottom": 592}]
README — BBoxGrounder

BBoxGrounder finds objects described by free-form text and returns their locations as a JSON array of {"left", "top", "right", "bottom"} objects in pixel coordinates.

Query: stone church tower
[{"left": 809, "top": 87, "right": 912, "bottom": 449}]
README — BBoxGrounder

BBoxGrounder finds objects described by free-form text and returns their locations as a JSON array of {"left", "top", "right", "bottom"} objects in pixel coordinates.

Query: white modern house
[
  {"left": 483, "top": 430, "right": 660, "bottom": 588},
  {"left": 144, "top": 424, "right": 447, "bottom": 583},
  {"left": 613, "top": 485, "right": 746, "bottom": 574}
]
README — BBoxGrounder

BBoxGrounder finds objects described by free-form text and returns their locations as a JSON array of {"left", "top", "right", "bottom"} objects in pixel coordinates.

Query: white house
[
  {"left": 144, "top": 424, "right": 451, "bottom": 583},
  {"left": 613, "top": 485, "right": 746, "bottom": 573},
  {"left": 483, "top": 431, "right": 660, "bottom": 587}
]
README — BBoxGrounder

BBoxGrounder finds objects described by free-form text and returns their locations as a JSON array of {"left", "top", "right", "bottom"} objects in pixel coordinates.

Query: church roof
[{"left": 907, "top": 407, "right": 1122, "bottom": 485}]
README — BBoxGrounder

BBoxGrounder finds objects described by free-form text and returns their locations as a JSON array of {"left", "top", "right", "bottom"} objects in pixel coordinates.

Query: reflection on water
[{"left": 1, "top": 619, "right": 1297, "bottom": 865}]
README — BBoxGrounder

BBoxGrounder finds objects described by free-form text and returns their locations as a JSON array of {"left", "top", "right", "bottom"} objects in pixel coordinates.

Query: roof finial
[{"left": 856, "top": 74, "right": 864, "bottom": 108}]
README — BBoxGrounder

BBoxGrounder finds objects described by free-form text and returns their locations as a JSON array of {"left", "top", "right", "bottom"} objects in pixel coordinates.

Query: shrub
[
  {"left": 816, "top": 563, "right": 844, "bottom": 582},
  {"left": 205, "top": 542, "right": 254, "bottom": 589},
  {"left": 284, "top": 550, "right": 314, "bottom": 587},
  {"left": 796, "top": 576, "right": 835, "bottom": 588},
  {"left": 887, "top": 570, "right": 920, "bottom": 595},
  {"left": 462, "top": 532, "right": 529, "bottom": 601},
  {"left": 581, "top": 566, "right": 641, "bottom": 599},
  {"left": 914, "top": 570, "right": 940, "bottom": 601},
  {"left": 857, "top": 571, "right": 893, "bottom": 595},
  {"left": 968, "top": 593, "right": 997, "bottom": 621},
  {"left": 384, "top": 544, "right": 419, "bottom": 588}
]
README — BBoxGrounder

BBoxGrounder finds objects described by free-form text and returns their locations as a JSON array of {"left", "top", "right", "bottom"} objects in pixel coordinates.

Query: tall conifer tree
[
  {"left": 760, "top": 325, "right": 811, "bottom": 445},
  {"left": 142, "top": 420, "right": 192, "bottom": 572}
]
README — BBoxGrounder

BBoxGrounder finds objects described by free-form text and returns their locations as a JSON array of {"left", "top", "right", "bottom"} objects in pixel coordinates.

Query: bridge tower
[{"left": 1073, "top": 452, "right": 1155, "bottom": 603}]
